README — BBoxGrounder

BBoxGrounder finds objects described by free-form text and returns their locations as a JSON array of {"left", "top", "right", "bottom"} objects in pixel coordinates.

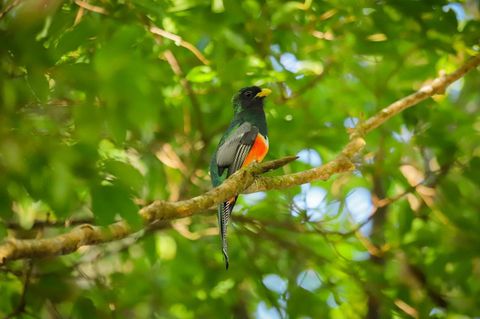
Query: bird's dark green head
[{"left": 232, "top": 86, "right": 272, "bottom": 114}]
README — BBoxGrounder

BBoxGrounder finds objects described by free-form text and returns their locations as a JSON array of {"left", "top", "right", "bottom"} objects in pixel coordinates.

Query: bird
[{"left": 210, "top": 86, "right": 272, "bottom": 269}]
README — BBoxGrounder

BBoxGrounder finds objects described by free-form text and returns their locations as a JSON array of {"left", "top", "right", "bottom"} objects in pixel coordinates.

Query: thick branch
[
  {"left": 359, "top": 55, "right": 480, "bottom": 133},
  {"left": 246, "top": 55, "right": 480, "bottom": 192},
  {"left": 1, "top": 55, "right": 478, "bottom": 265}
]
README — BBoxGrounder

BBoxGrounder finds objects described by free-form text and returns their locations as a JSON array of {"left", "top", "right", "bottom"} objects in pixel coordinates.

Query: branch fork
[{"left": 1, "top": 54, "right": 479, "bottom": 265}]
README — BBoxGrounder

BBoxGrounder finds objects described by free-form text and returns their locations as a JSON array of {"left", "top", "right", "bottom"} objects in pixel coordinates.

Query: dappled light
[{"left": 1, "top": 0, "right": 480, "bottom": 318}]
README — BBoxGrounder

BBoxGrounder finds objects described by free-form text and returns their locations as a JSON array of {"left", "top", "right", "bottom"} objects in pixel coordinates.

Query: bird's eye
[{"left": 244, "top": 91, "right": 253, "bottom": 97}]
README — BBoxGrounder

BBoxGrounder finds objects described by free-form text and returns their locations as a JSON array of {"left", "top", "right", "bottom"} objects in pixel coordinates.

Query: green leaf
[
  {"left": 91, "top": 184, "right": 140, "bottom": 226},
  {"left": 0, "top": 223, "right": 6, "bottom": 241},
  {"left": 186, "top": 66, "right": 217, "bottom": 83},
  {"left": 55, "top": 18, "right": 96, "bottom": 59},
  {"left": 27, "top": 68, "right": 49, "bottom": 102},
  {"left": 104, "top": 160, "right": 144, "bottom": 194},
  {"left": 271, "top": 2, "right": 305, "bottom": 26},
  {"left": 2, "top": 1, "right": 480, "bottom": 316},
  {"left": 143, "top": 234, "right": 158, "bottom": 265},
  {"left": 466, "top": 156, "right": 480, "bottom": 186},
  {"left": 71, "top": 297, "right": 97, "bottom": 319}
]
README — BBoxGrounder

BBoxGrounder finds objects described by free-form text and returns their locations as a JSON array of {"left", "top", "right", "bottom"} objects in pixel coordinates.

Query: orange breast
[{"left": 242, "top": 134, "right": 269, "bottom": 167}]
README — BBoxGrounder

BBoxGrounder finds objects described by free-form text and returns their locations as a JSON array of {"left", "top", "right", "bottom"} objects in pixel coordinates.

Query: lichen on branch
[{"left": 1, "top": 54, "right": 479, "bottom": 265}]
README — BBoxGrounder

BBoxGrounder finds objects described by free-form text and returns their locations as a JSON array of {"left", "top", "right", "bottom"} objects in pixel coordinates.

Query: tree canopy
[{"left": 1, "top": 0, "right": 480, "bottom": 318}]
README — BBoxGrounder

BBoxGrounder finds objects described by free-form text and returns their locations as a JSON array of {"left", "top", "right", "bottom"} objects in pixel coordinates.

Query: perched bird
[{"left": 210, "top": 86, "right": 271, "bottom": 269}]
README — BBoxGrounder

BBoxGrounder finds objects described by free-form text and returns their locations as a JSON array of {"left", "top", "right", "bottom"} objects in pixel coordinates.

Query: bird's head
[{"left": 232, "top": 86, "right": 272, "bottom": 114}]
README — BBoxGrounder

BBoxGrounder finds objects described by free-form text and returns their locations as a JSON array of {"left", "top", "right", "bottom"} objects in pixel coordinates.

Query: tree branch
[
  {"left": 74, "top": 0, "right": 107, "bottom": 15},
  {"left": 0, "top": 55, "right": 478, "bottom": 265},
  {"left": 5, "top": 261, "right": 33, "bottom": 318},
  {"left": 0, "top": 0, "right": 21, "bottom": 20},
  {"left": 149, "top": 25, "right": 210, "bottom": 65},
  {"left": 163, "top": 49, "right": 205, "bottom": 136},
  {"left": 5, "top": 216, "right": 94, "bottom": 230}
]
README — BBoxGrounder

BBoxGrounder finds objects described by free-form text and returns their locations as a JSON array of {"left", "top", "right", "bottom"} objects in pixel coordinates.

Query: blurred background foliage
[{"left": 1, "top": 0, "right": 480, "bottom": 318}]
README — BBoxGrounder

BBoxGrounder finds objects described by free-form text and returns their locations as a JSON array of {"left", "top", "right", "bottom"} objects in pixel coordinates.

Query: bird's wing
[
  {"left": 216, "top": 122, "right": 259, "bottom": 176},
  {"left": 214, "top": 121, "right": 259, "bottom": 269}
]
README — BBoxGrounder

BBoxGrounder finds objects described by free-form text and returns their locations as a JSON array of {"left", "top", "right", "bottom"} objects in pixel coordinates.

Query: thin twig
[
  {"left": 74, "top": 6, "right": 85, "bottom": 26},
  {"left": 0, "top": 55, "right": 478, "bottom": 265},
  {"left": 5, "top": 261, "right": 33, "bottom": 318},
  {"left": 289, "top": 59, "right": 333, "bottom": 100},
  {"left": 163, "top": 49, "right": 205, "bottom": 136},
  {"left": 74, "top": 0, "right": 107, "bottom": 15},
  {"left": 0, "top": 0, "right": 21, "bottom": 20},
  {"left": 394, "top": 299, "right": 418, "bottom": 318},
  {"left": 150, "top": 25, "right": 210, "bottom": 65}
]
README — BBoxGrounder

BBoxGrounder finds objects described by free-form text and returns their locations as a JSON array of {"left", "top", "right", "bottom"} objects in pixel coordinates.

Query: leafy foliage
[{"left": 1, "top": 0, "right": 479, "bottom": 318}]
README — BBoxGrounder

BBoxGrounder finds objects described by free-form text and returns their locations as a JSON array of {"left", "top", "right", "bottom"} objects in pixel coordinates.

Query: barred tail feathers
[{"left": 218, "top": 197, "right": 237, "bottom": 270}]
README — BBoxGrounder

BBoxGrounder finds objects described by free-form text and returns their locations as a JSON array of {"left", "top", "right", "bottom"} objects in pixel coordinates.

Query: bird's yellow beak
[{"left": 255, "top": 88, "right": 272, "bottom": 98}]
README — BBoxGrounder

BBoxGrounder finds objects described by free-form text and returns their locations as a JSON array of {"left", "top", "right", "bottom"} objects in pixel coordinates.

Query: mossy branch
[{"left": 1, "top": 54, "right": 479, "bottom": 265}]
